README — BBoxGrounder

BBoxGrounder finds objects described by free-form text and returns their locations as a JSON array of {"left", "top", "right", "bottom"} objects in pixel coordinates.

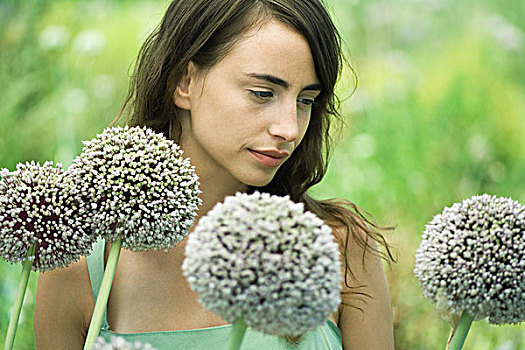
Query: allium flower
[
  {"left": 415, "top": 194, "right": 525, "bottom": 325},
  {"left": 183, "top": 192, "right": 341, "bottom": 336},
  {"left": 0, "top": 161, "right": 95, "bottom": 271},
  {"left": 79, "top": 126, "right": 202, "bottom": 350},
  {"left": 91, "top": 336, "right": 156, "bottom": 350},
  {"left": 68, "top": 126, "right": 201, "bottom": 251}
]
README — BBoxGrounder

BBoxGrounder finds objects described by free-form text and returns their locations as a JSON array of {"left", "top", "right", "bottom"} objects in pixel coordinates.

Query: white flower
[
  {"left": 38, "top": 25, "right": 70, "bottom": 50},
  {"left": 0, "top": 162, "right": 95, "bottom": 271},
  {"left": 67, "top": 126, "right": 201, "bottom": 251},
  {"left": 486, "top": 14, "right": 523, "bottom": 52},
  {"left": 91, "top": 336, "right": 156, "bottom": 350},
  {"left": 183, "top": 192, "right": 341, "bottom": 336},
  {"left": 415, "top": 194, "right": 525, "bottom": 324},
  {"left": 72, "top": 29, "right": 106, "bottom": 56}
]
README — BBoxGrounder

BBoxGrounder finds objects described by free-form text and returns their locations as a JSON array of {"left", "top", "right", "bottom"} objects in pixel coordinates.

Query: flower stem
[
  {"left": 84, "top": 238, "right": 122, "bottom": 350},
  {"left": 4, "top": 245, "right": 35, "bottom": 350},
  {"left": 228, "top": 316, "right": 248, "bottom": 350},
  {"left": 447, "top": 311, "right": 474, "bottom": 350}
]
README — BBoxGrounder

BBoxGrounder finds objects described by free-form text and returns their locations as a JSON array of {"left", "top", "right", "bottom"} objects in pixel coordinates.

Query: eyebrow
[{"left": 246, "top": 73, "right": 322, "bottom": 92}]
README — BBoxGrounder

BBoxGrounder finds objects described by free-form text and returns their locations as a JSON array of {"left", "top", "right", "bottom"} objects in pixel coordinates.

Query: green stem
[
  {"left": 84, "top": 239, "right": 122, "bottom": 350},
  {"left": 4, "top": 245, "right": 35, "bottom": 350},
  {"left": 447, "top": 311, "right": 474, "bottom": 350},
  {"left": 228, "top": 316, "right": 248, "bottom": 350}
]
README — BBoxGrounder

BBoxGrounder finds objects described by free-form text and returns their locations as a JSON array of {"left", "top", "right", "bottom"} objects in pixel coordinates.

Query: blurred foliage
[{"left": 0, "top": 0, "right": 524, "bottom": 349}]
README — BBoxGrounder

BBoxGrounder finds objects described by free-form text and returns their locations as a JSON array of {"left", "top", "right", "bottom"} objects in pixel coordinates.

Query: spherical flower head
[
  {"left": 182, "top": 191, "right": 341, "bottom": 336},
  {"left": 68, "top": 126, "right": 201, "bottom": 251},
  {"left": 0, "top": 161, "right": 96, "bottom": 271},
  {"left": 415, "top": 194, "right": 525, "bottom": 325},
  {"left": 91, "top": 336, "right": 156, "bottom": 350}
]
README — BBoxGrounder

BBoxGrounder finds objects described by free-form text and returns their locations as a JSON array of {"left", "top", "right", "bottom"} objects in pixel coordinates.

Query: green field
[{"left": 1, "top": 1, "right": 524, "bottom": 349}]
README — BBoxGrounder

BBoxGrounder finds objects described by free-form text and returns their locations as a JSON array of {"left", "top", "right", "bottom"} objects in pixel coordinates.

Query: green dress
[{"left": 86, "top": 239, "right": 342, "bottom": 349}]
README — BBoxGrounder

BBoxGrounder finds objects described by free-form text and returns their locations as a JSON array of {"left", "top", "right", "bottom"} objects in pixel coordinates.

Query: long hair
[{"left": 114, "top": 0, "right": 395, "bottom": 339}]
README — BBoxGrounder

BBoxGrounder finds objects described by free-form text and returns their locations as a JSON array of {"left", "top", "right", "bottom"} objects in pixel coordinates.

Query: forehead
[{"left": 210, "top": 20, "right": 319, "bottom": 86}]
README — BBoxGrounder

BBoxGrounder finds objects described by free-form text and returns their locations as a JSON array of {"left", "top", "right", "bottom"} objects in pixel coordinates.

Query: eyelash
[
  {"left": 297, "top": 98, "right": 315, "bottom": 106},
  {"left": 250, "top": 90, "right": 274, "bottom": 99},
  {"left": 249, "top": 90, "right": 316, "bottom": 107}
]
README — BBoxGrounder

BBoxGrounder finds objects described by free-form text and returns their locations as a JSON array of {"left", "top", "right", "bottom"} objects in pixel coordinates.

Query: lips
[{"left": 248, "top": 149, "right": 289, "bottom": 167}]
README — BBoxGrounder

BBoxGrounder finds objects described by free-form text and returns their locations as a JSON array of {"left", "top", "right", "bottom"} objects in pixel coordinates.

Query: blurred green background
[{"left": 1, "top": 0, "right": 524, "bottom": 349}]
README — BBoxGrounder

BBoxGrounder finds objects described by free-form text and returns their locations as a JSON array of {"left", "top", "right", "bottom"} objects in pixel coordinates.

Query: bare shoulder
[
  {"left": 34, "top": 256, "right": 94, "bottom": 349},
  {"left": 331, "top": 221, "right": 395, "bottom": 350}
]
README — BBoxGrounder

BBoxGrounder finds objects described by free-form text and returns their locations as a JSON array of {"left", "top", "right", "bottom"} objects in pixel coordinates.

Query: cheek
[{"left": 190, "top": 99, "right": 259, "bottom": 150}]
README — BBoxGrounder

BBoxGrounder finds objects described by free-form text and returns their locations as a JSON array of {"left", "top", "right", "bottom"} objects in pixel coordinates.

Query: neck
[
  {"left": 176, "top": 124, "right": 249, "bottom": 222},
  {"left": 194, "top": 174, "right": 248, "bottom": 223},
  {"left": 161, "top": 147, "right": 248, "bottom": 263}
]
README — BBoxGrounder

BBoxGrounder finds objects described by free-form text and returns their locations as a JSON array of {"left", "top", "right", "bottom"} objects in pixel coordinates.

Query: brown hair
[{"left": 113, "top": 0, "right": 395, "bottom": 340}]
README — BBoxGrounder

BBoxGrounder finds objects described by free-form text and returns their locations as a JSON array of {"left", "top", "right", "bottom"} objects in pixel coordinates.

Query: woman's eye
[
  {"left": 250, "top": 90, "right": 273, "bottom": 99},
  {"left": 297, "top": 98, "right": 315, "bottom": 106},
  {"left": 297, "top": 98, "right": 315, "bottom": 111}
]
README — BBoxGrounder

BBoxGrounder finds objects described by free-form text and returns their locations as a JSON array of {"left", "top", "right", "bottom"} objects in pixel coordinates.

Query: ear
[{"left": 173, "top": 61, "right": 198, "bottom": 110}]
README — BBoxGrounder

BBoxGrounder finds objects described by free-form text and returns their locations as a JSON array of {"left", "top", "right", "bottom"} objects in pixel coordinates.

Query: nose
[{"left": 268, "top": 101, "right": 298, "bottom": 142}]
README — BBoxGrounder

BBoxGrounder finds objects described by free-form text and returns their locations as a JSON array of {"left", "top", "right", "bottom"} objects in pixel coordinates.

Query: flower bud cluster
[
  {"left": 0, "top": 162, "right": 95, "bottom": 271},
  {"left": 183, "top": 192, "right": 341, "bottom": 336},
  {"left": 68, "top": 126, "right": 201, "bottom": 251},
  {"left": 91, "top": 336, "right": 155, "bottom": 350},
  {"left": 415, "top": 194, "right": 525, "bottom": 324}
]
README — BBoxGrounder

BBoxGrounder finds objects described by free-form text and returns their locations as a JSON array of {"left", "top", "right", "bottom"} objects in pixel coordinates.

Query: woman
[{"left": 35, "top": 0, "right": 395, "bottom": 349}]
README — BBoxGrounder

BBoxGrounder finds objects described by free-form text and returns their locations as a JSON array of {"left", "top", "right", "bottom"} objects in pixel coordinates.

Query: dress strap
[{"left": 86, "top": 237, "right": 110, "bottom": 330}]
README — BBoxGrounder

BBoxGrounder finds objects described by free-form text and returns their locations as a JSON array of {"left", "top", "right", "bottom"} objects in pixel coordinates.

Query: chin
[
  {"left": 243, "top": 178, "right": 273, "bottom": 188},
  {"left": 238, "top": 172, "right": 276, "bottom": 188}
]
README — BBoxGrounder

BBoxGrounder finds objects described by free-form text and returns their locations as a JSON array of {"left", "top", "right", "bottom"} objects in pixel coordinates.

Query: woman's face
[{"left": 175, "top": 20, "right": 320, "bottom": 189}]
